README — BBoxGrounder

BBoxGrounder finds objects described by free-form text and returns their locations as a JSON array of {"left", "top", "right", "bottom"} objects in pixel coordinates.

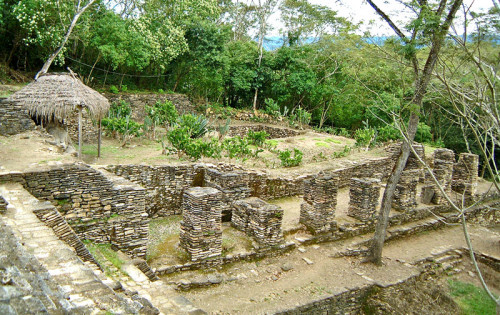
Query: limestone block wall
[
  {"left": 227, "top": 124, "right": 302, "bottom": 139},
  {"left": 348, "top": 178, "right": 381, "bottom": 221},
  {"left": 232, "top": 197, "right": 284, "bottom": 247},
  {"left": 300, "top": 174, "right": 338, "bottom": 234},
  {"left": 106, "top": 164, "right": 202, "bottom": 217},
  {"left": 0, "top": 164, "right": 149, "bottom": 258},
  {"left": 393, "top": 170, "right": 419, "bottom": 211},
  {"left": 0, "top": 98, "right": 35, "bottom": 136},
  {"left": 429, "top": 148, "right": 455, "bottom": 204},
  {"left": 180, "top": 187, "right": 223, "bottom": 261},
  {"left": 452, "top": 153, "right": 479, "bottom": 198},
  {"left": 205, "top": 168, "right": 252, "bottom": 220}
]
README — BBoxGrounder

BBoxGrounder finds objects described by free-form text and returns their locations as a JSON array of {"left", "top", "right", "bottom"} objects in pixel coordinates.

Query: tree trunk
[
  {"left": 35, "top": 0, "right": 96, "bottom": 80},
  {"left": 365, "top": 0, "right": 463, "bottom": 265}
]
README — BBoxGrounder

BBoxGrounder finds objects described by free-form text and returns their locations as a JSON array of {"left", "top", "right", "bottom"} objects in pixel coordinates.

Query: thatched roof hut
[
  {"left": 7, "top": 72, "right": 110, "bottom": 158},
  {"left": 8, "top": 72, "right": 109, "bottom": 122}
]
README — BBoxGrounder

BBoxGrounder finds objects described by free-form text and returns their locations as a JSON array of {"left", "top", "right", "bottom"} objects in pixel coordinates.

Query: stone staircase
[{"left": 0, "top": 183, "right": 138, "bottom": 314}]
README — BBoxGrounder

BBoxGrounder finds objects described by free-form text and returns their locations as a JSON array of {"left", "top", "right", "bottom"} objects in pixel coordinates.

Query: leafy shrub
[
  {"left": 121, "top": 85, "right": 128, "bottom": 92},
  {"left": 247, "top": 130, "right": 269, "bottom": 146},
  {"left": 278, "top": 148, "right": 303, "bottom": 167},
  {"left": 166, "top": 126, "right": 191, "bottom": 157},
  {"left": 216, "top": 118, "right": 231, "bottom": 141},
  {"left": 333, "top": 145, "right": 351, "bottom": 158},
  {"left": 177, "top": 114, "right": 210, "bottom": 139},
  {"left": 108, "top": 100, "right": 132, "bottom": 118},
  {"left": 101, "top": 117, "right": 142, "bottom": 137},
  {"left": 223, "top": 136, "right": 252, "bottom": 159},
  {"left": 354, "top": 128, "right": 376, "bottom": 147},
  {"left": 377, "top": 124, "right": 401, "bottom": 142},
  {"left": 146, "top": 100, "right": 178, "bottom": 128},
  {"left": 264, "top": 98, "right": 281, "bottom": 117},
  {"left": 296, "top": 106, "right": 311, "bottom": 127},
  {"left": 109, "top": 85, "right": 119, "bottom": 94},
  {"left": 415, "top": 122, "right": 433, "bottom": 143}
]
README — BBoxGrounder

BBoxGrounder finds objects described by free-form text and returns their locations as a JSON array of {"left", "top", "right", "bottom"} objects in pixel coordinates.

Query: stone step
[{"left": 0, "top": 183, "right": 138, "bottom": 314}]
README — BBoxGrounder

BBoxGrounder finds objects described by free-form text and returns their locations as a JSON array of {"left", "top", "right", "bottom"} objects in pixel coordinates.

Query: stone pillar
[
  {"left": 393, "top": 170, "right": 419, "bottom": 211},
  {"left": 204, "top": 168, "right": 252, "bottom": 221},
  {"left": 299, "top": 174, "right": 338, "bottom": 234},
  {"left": 348, "top": 178, "right": 381, "bottom": 222},
  {"left": 452, "top": 153, "right": 479, "bottom": 199},
  {"left": 179, "top": 187, "right": 223, "bottom": 261},
  {"left": 429, "top": 148, "right": 455, "bottom": 204},
  {"left": 386, "top": 142, "right": 425, "bottom": 181},
  {"left": 232, "top": 197, "right": 283, "bottom": 247}
]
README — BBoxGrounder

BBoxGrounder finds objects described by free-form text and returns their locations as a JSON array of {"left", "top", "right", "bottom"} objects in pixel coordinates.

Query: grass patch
[
  {"left": 84, "top": 241, "right": 126, "bottom": 277},
  {"left": 324, "top": 138, "right": 342, "bottom": 144},
  {"left": 448, "top": 279, "right": 497, "bottom": 315},
  {"left": 148, "top": 216, "right": 183, "bottom": 261},
  {"left": 315, "top": 142, "right": 329, "bottom": 147}
]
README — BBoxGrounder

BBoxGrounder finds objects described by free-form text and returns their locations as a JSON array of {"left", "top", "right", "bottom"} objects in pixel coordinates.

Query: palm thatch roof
[{"left": 7, "top": 72, "right": 109, "bottom": 121}]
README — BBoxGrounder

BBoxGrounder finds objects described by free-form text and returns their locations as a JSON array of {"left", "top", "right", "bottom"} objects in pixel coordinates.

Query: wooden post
[
  {"left": 78, "top": 105, "right": 83, "bottom": 159},
  {"left": 98, "top": 118, "right": 102, "bottom": 158}
]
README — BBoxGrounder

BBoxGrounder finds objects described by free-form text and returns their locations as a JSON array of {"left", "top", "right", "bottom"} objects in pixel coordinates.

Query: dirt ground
[{"left": 162, "top": 223, "right": 499, "bottom": 314}]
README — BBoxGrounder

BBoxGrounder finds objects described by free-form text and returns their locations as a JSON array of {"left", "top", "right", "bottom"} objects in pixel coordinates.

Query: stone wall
[
  {"left": 300, "top": 174, "right": 338, "bottom": 234},
  {"left": 0, "top": 98, "right": 35, "bottom": 136},
  {"left": 106, "top": 164, "right": 202, "bottom": 217},
  {"left": 106, "top": 157, "right": 397, "bottom": 220},
  {"left": 0, "top": 164, "right": 149, "bottom": 258},
  {"left": 452, "top": 153, "right": 479, "bottom": 198},
  {"left": 227, "top": 124, "right": 302, "bottom": 139},
  {"left": 429, "top": 148, "right": 455, "bottom": 204},
  {"left": 347, "top": 178, "right": 381, "bottom": 221},
  {"left": 393, "top": 169, "right": 419, "bottom": 211},
  {"left": 179, "top": 187, "right": 223, "bottom": 261},
  {"left": 232, "top": 197, "right": 284, "bottom": 247}
]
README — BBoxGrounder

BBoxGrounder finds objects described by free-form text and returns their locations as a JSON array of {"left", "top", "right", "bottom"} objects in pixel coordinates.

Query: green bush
[
  {"left": 278, "top": 148, "right": 303, "bottom": 167},
  {"left": 101, "top": 117, "right": 142, "bottom": 137},
  {"left": 223, "top": 136, "right": 252, "bottom": 159},
  {"left": 415, "top": 122, "right": 433, "bottom": 143},
  {"left": 354, "top": 128, "right": 376, "bottom": 147},
  {"left": 296, "top": 106, "right": 311, "bottom": 127},
  {"left": 177, "top": 114, "right": 210, "bottom": 138},
  {"left": 333, "top": 145, "right": 351, "bottom": 158},
  {"left": 264, "top": 98, "right": 281, "bottom": 117},
  {"left": 108, "top": 100, "right": 132, "bottom": 118},
  {"left": 166, "top": 126, "right": 191, "bottom": 156},
  {"left": 109, "top": 85, "right": 119, "bottom": 94},
  {"left": 247, "top": 130, "right": 269, "bottom": 146},
  {"left": 146, "top": 100, "right": 179, "bottom": 127},
  {"left": 377, "top": 124, "right": 401, "bottom": 142},
  {"left": 121, "top": 85, "right": 128, "bottom": 92}
]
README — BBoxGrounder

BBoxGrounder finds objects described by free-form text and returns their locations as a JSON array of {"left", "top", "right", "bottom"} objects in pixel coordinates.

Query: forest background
[{"left": 0, "top": 0, "right": 498, "bottom": 168}]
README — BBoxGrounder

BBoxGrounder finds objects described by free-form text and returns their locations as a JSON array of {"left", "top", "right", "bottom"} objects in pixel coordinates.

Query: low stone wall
[
  {"left": 452, "top": 153, "right": 479, "bottom": 198},
  {"left": 227, "top": 124, "right": 302, "bottom": 139},
  {"left": 0, "top": 164, "right": 149, "bottom": 258},
  {"left": 0, "top": 98, "right": 35, "bottom": 136}
]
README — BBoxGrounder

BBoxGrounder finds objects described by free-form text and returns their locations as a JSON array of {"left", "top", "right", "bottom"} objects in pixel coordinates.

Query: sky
[{"left": 265, "top": 0, "right": 495, "bottom": 36}]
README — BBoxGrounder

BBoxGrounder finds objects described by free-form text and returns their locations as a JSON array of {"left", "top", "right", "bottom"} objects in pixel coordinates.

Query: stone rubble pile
[
  {"left": 232, "top": 197, "right": 284, "bottom": 247},
  {"left": 180, "top": 187, "right": 223, "bottom": 261},
  {"left": 299, "top": 174, "right": 338, "bottom": 234},
  {"left": 348, "top": 178, "right": 381, "bottom": 222}
]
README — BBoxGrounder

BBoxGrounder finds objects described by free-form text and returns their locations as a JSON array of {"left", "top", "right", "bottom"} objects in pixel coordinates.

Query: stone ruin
[
  {"left": 452, "top": 153, "right": 479, "bottom": 199},
  {"left": 348, "top": 178, "right": 381, "bottom": 222},
  {"left": 232, "top": 197, "right": 284, "bottom": 247},
  {"left": 299, "top": 174, "right": 338, "bottom": 234},
  {"left": 422, "top": 148, "right": 455, "bottom": 205},
  {"left": 179, "top": 187, "right": 223, "bottom": 261},
  {"left": 393, "top": 169, "right": 419, "bottom": 211},
  {"left": 204, "top": 168, "right": 252, "bottom": 221}
]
